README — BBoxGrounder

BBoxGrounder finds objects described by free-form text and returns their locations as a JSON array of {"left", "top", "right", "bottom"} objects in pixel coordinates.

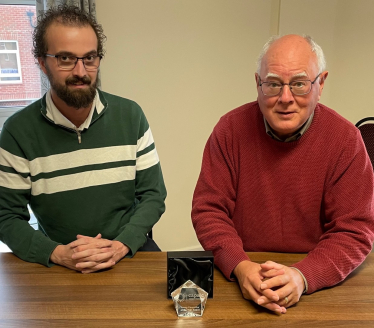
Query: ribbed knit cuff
[
  {"left": 214, "top": 245, "right": 250, "bottom": 281},
  {"left": 114, "top": 226, "right": 147, "bottom": 257}
]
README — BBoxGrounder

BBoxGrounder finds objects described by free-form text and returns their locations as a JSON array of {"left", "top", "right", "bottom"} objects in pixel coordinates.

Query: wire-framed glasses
[
  {"left": 259, "top": 73, "right": 321, "bottom": 96},
  {"left": 45, "top": 54, "right": 102, "bottom": 71}
]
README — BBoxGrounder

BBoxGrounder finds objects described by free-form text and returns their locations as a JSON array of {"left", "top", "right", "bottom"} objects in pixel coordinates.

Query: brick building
[{"left": 0, "top": 4, "right": 41, "bottom": 108}]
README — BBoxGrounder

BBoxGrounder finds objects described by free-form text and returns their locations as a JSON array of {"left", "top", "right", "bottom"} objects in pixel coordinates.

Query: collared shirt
[
  {"left": 264, "top": 111, "right": 315, "bottom": 142},
  {"left": 45, "top": 89, "right": 104, "bottom": 131}
]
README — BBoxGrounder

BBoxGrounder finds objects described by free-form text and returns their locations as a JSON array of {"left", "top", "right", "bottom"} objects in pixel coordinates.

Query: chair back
[{"left": 356, "top": 117, "right": 374, "bottom": 171}]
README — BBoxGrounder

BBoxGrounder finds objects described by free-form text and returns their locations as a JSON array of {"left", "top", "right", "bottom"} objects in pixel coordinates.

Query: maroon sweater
[{"left": 192, "top": 101, "right": 374, "bottom": 294}]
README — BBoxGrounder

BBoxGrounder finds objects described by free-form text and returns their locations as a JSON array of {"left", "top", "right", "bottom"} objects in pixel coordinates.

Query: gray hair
[{"left": 256, "top": 34, "right": 326, "bottom": 74}]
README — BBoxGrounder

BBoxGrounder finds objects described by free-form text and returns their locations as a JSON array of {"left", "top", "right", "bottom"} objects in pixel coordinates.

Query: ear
[
  {"left": 37, "top": 57, "right": 48, "bottom": 75},
  {"left": 255, "top": 73, "right": 260, "bottom": 87},
  {"left": 318, "top": 71, "right": 328, "bottom": 95}
]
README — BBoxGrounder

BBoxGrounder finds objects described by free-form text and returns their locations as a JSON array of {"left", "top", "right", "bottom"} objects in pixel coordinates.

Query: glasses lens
[
  {"left": 84, "top": 56, "right": 100, "bottom": 70},
  {"left": 290, "top": 80, "right": 311, "bottom": 95},
  {"left": 262, "top": 82, "right": 282, "bottom": 96},
  {"left": 57, "top": 56, "right": 76, "bottom": 70}
]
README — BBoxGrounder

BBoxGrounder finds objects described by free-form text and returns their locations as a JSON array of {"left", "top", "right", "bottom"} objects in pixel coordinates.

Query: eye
[
  {"left": 59, "top": 56, "right": 75, "bottom": 62},
  {"left": 267, "top": 82, "right": 282, "bottom": 88},
  {"left": 291, "top": 81, "right": 307, "bottom": 88},
  {"left": 85, "top": 55, "right": 96, "bottom": 62}
]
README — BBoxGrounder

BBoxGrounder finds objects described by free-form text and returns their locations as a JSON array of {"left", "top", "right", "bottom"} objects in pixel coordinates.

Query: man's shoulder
[
  {"left": 3, "top": 97, "right": 44, "bottom": 131},
  {"left": 316, "top": 103, "right": 357, "bottom": 136},
  {"left": 217, "top": 101, "right": 260, "bottom": 129},
  {"left": 221, "top": 101, "right": 259, "bottom": 120},
  {"left": 99, "top": 90, "right": 143, "bottom": 112}
]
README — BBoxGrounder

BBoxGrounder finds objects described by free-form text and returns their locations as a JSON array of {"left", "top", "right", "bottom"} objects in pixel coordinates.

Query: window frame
[
  {"left": 0, "top": 0, "right": 38, "bottom": 126},
  {"left": 0, "top": 0, "right": 35, "bottom": 5},
  {"left": 0, "top": 40, "right": 23, "bottom": 84}
]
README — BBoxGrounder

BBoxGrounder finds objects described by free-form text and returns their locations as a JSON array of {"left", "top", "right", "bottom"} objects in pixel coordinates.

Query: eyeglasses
[
  {"left": 45, "top": 54, "right": 102, "bottom": 71},
  {"left": 258, "top": 73, "right": 321, "bottom": 96}
]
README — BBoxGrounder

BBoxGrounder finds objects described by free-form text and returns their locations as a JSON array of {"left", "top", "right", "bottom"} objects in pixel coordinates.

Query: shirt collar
[
  {"left": 264, "top": 111, "right": 314, "bottom": 142},
  {"left": 45, "top": 89, "right": 103, "bottom": 131}
]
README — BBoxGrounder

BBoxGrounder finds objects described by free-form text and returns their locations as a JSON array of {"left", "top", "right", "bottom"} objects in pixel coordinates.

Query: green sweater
[{"left": 0, "top": 90, "right": 166, "bottom": 266}]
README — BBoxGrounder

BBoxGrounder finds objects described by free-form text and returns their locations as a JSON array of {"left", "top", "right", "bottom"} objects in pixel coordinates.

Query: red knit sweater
[{"left": 192, "top": 101, "right": 374, "bottom": 294}]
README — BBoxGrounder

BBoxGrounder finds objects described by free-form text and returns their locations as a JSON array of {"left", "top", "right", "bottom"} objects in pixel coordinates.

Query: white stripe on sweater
[
  {"left": 0, "top": 147, "right": 29, "bottom": 174},
  {"left": 29, "top": 145, "right": 137, "bottom": 176},
  {"left": 31, "top": 166, "right": 136, "bottom": 196}
]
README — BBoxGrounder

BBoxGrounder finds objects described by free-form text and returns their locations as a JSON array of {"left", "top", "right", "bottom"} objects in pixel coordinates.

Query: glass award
[{"left": 171, "top": 280, "right": 208, "bottom": 317}]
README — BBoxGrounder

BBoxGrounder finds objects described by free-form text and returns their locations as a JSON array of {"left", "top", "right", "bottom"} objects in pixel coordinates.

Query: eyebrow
[
  {"left": 265, "top": 72, "right": 308, "bottom": 80},
  {"left": 55, "top": 50, "right": 98, "bottom": 57}
]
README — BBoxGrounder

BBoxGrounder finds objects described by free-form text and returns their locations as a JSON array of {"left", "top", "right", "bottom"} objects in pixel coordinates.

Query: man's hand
[
  {"left": 50, "top": 233, "right": 130, "bottom": 273},
  {"left": 50, "top": 233, "right": 103, "bottom": 272},
  {"left": 233, "top": 260, "right": 287, "bottom": 314},
  {"left": 233, "top": 259, "right": 305, "bottom": 314},
  {"left": 259, "top": 261, "right": 305, "bottom": 308}
]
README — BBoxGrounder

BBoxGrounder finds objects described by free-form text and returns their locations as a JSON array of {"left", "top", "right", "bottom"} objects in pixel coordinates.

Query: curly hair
[{"left": 32, "top": 5, "right": 106, "bottom": 59}]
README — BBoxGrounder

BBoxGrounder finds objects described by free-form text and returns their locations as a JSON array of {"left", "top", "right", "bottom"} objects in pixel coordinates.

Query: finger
[
  {"left": 275, "top": 292, "right": 296, "bottom": 308},
  {"left": 260, "top": 275, "right": 289, "bottom": 291},
  {"left": 261, "top": 268, "right": 285, "bottom": 278},
  {"left": 81, "top": 260, "right": 116, "bottom": 273},
  {"left": 71, "top": 238, "right": 113, "bottom": 250},
  {"left": 258, "top": 288, "right": 280, "bottom": 302},
  {"left": 280, "top": 295, "right": 291, "bottom": 307},
  {"left": 72, "top": 247, "right": 114, "bottom": 261},
  {"left": 77, "top": 233, "right": 102, "bottom": 239},
  {"left": 245, "top": 276, "right": 280, "bottom": 301},
  {"left": 257, "top": 299, "right": 287, "bottom": 314},
  {"left": 75, "top": 254, "right": 115, "bottom": 269},
  {"left": 69, "top": 237, "right": 97, "bottom": 248},
  {"left": 260, "top": 261, "right": 284, "bottom": 270}
]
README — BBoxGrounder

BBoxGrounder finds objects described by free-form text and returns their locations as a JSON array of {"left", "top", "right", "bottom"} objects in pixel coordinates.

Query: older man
[
  {"left": 0, "top": 6, "right": 166, "bottom": 273},
  {"left": 192, "top": 35, "right": 374, "bottom": 314}
]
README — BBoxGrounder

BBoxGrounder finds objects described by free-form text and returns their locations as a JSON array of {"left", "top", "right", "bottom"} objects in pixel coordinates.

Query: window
[
  {"left": 0, "top": 41, "right": 22, "bottom": 83},
  {"left": 0, "top": 0, "right": 40, "bottom": 129}
]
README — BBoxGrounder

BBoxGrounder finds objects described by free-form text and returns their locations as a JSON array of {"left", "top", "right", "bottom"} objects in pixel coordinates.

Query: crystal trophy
[{"left": 171, "top": 280, "right": 208, "bottom": 317}]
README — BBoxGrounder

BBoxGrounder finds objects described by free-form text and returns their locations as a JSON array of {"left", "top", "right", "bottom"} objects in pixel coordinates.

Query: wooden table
[{"left": 1, "top": 252, "right": 374, "bottom": 327}]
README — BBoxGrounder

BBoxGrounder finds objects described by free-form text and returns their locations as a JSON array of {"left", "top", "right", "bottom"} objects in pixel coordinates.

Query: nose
[
  {"left": 278, "top": 84, "right": 294, "bottom": 103},
  {"left": 71, "top": 58, "right": 87, "bottom": 77}
]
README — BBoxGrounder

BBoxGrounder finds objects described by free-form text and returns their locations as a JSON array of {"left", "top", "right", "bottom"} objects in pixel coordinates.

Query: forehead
[
  {"left": 261, "top": 37, "right": 318, "bottom": 78},
  {"left": 45, "top": 23, "right": 98, "bottom": 54}
]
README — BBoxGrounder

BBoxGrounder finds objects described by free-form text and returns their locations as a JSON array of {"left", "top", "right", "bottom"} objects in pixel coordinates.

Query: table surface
[{"left": 0, "top": 251, "right": 373, "bottom": 328}]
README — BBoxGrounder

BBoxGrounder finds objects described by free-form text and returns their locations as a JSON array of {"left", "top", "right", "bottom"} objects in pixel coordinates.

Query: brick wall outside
[{"left": 0, "top": 5, "right": 41, "bottom": 107}]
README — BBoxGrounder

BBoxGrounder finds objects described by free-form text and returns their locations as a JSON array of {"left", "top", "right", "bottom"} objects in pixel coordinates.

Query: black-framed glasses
[
  {"left": 258, "top": 73, "right": 321, "bottom": 96},
  {"left": 45, "top": 54, "right": 102, "bottom": 71}
]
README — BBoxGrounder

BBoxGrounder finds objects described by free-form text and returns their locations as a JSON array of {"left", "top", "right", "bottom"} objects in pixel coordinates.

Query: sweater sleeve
[
  {"left": 192, "top": 117, "right": 250, "bottom": 280},
  {"left": 114, "top": 110, "right": 166, "bottom": 255},
  {"left": 0, "top": 126, "right": 59, "bottom": 266},
  {"left": 292, "top": 129, "right": 374, "bottom": 293}
]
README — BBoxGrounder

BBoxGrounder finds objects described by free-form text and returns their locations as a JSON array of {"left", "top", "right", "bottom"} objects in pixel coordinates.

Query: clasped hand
[
  {"left": 50, "top": 233, "right": 130, "bottom": 273},
  {"left": 233, "top": 260, "right": 305, "bottom": 314}
]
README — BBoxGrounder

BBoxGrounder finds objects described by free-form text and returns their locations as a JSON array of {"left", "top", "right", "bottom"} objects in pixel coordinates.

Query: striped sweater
[{"left": 0, "top": 89, "right": 166, "bottom": 266}]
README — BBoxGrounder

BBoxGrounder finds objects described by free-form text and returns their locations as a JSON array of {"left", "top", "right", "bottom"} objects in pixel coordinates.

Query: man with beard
[{"left": 0, "top": 5, "right": 166, "bottom": 273}]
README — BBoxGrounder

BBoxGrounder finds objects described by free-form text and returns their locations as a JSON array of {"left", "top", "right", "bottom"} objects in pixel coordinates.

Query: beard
[{"left": 45, "top": 66, "right": 97, "bottom": 109}]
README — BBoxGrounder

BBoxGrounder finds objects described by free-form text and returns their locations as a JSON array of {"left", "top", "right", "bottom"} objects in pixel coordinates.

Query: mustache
[{"left": 66, "top": 76, "right": 91, "bottom": 85}]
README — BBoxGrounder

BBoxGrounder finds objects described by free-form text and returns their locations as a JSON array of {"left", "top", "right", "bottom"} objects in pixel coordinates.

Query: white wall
[
  {"left": 96, "top": 0, "right": 374, "bottom": 251},
  {"left": 279, "top": 0, "right": 374, "bottom": 124}
]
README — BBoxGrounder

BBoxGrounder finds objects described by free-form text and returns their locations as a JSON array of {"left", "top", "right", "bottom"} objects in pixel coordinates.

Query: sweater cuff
[
  {"left": 30, "top": 232, "right": 60, "bottom": 267},
  {"left": 114, "top": 226, "right": 147, "bottom": 257},
  {"left": 291, "top": 258, "right": 320, "bottom": 294},
  {"left": 214, "top": 245, "right": 250, "bottom": 281}
]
